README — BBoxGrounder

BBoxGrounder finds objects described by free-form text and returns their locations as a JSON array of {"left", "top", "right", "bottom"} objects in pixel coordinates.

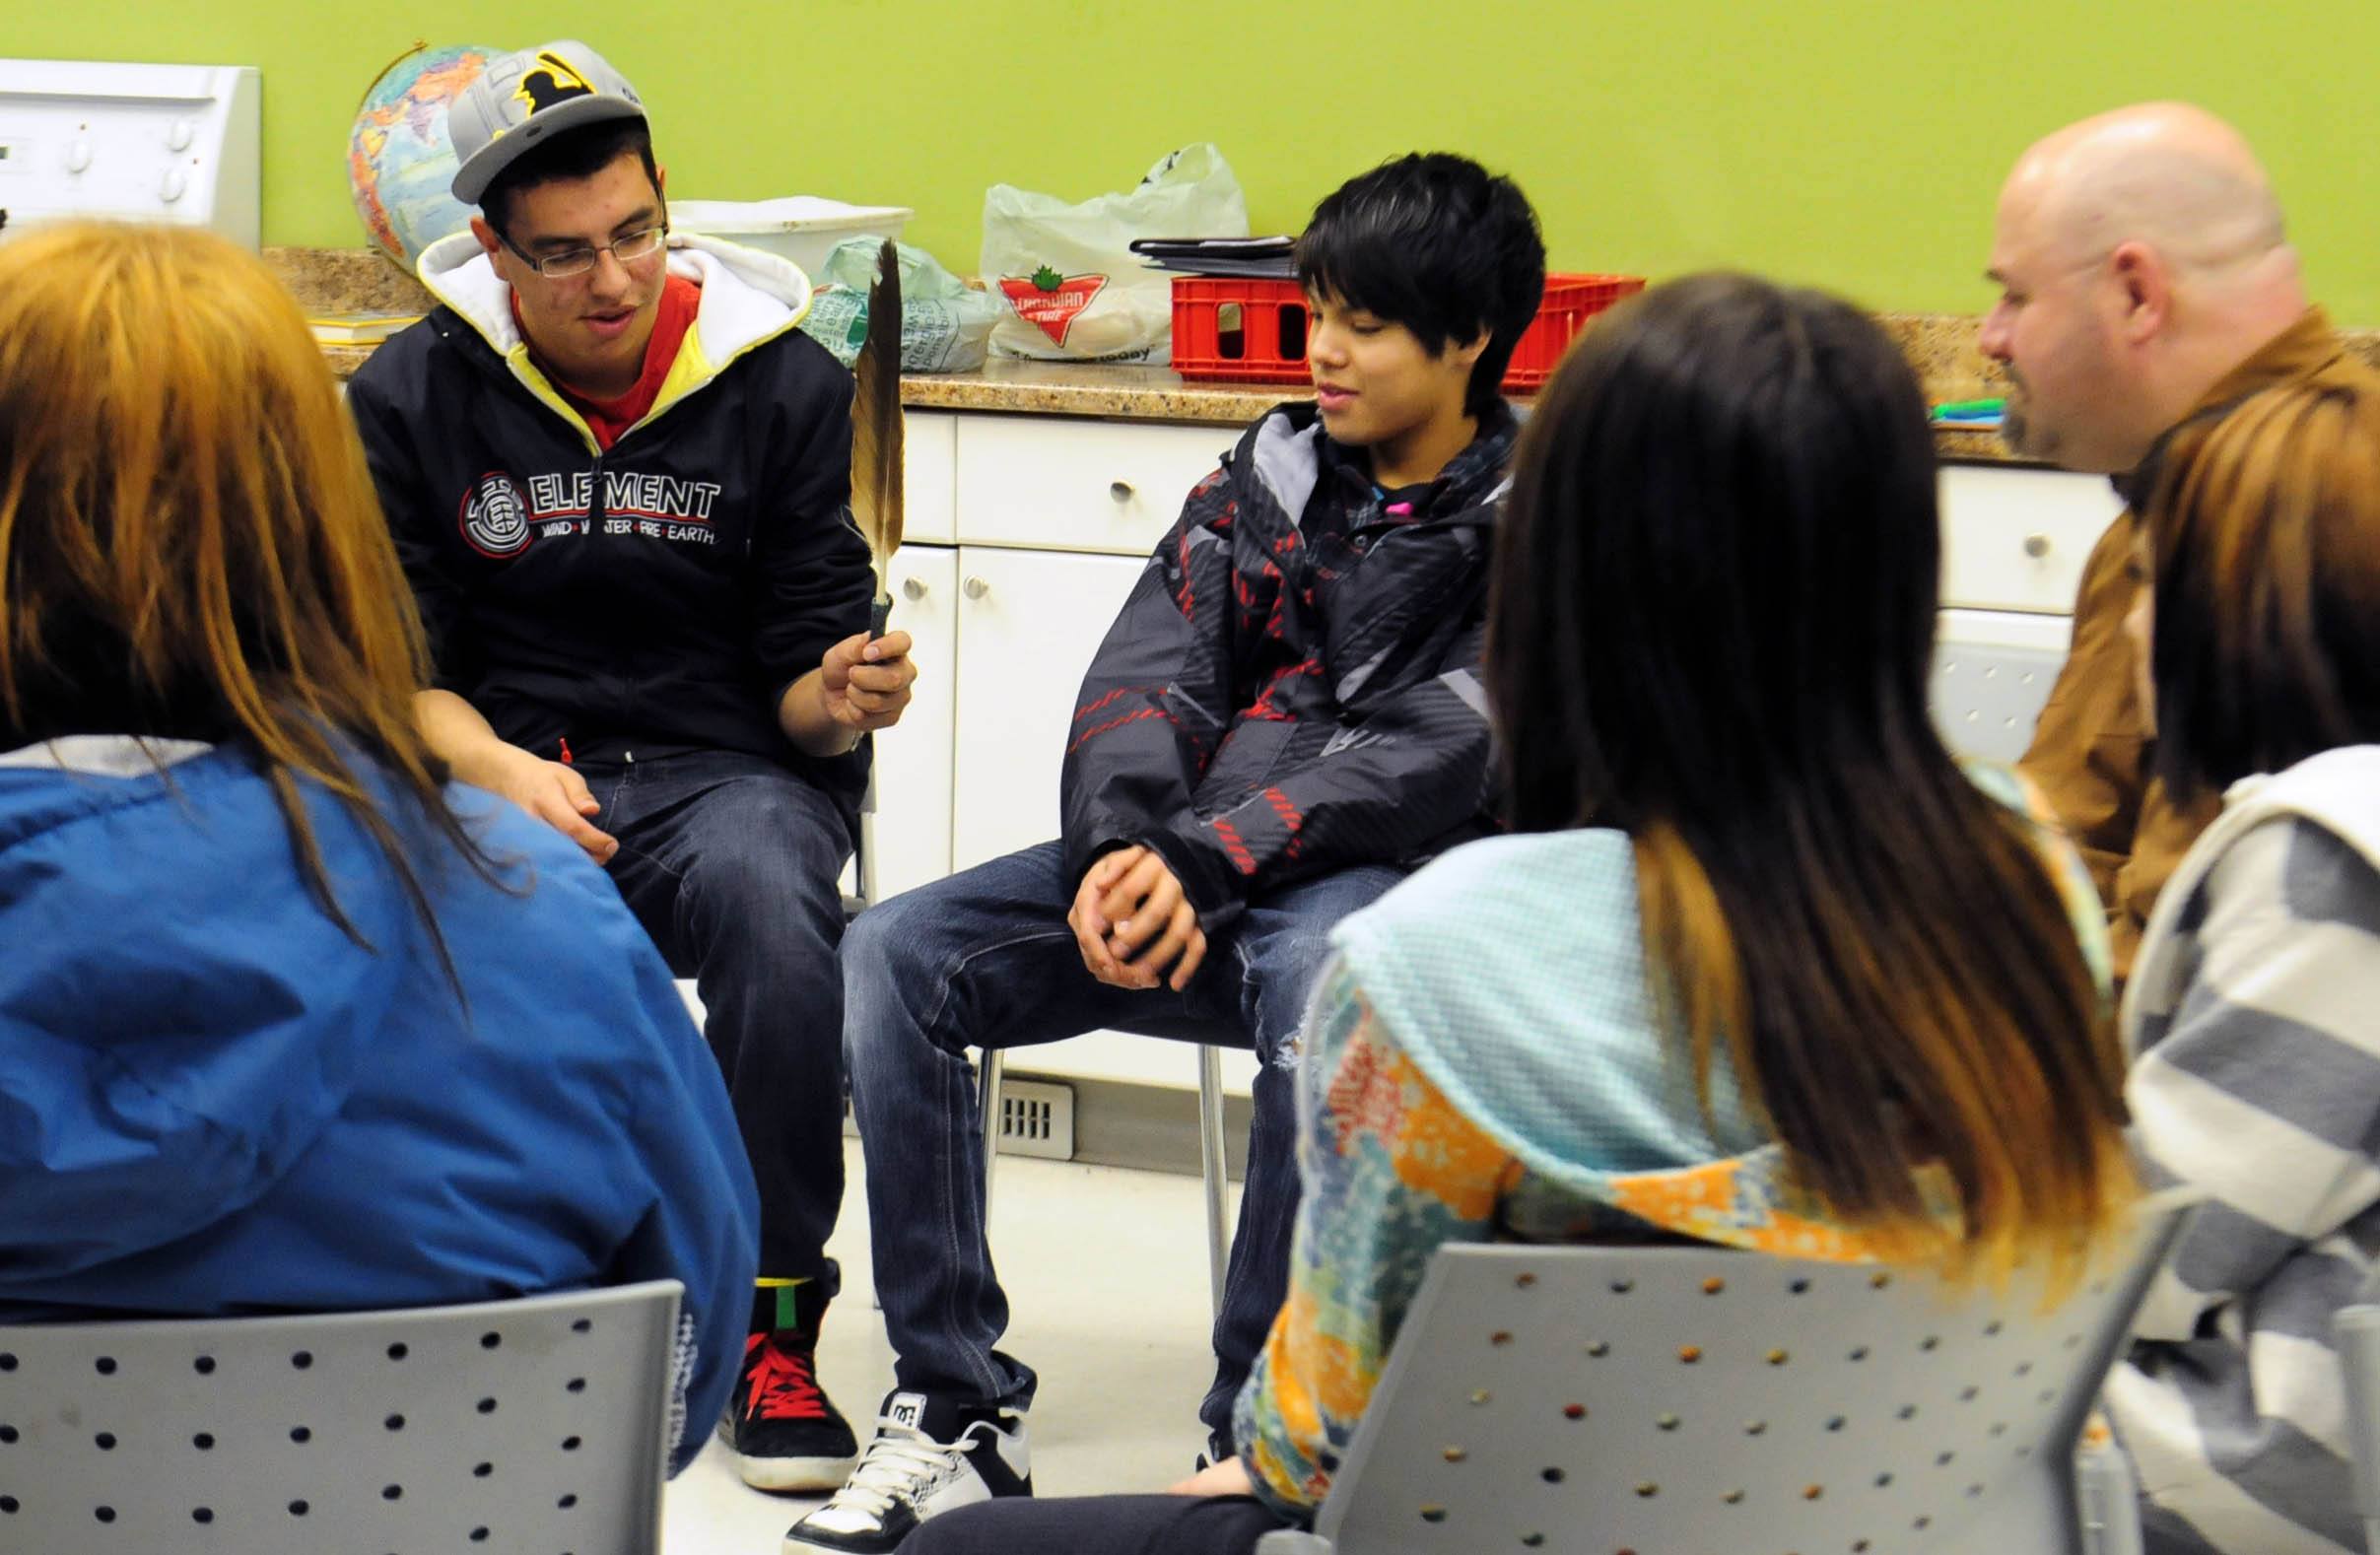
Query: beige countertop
[
  {"left": 307, "top": 339, "right": 2016, "bottom": 462},
  {"left": 906, "top": 358, "right": 2022, "bottom": 465},
  {"left": 271, "top": 247, "right": 2371, "bottom": 467}
]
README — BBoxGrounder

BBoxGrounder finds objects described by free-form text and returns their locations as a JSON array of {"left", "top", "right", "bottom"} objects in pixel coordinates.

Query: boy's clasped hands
[{"left": 1069, "top": 845, "right": 1208, "bottom": 992}]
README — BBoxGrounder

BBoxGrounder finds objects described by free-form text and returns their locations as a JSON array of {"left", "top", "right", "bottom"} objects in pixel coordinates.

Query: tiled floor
[{"left": 664, "top": 1139, "right": 1238, "bottom": 1554}]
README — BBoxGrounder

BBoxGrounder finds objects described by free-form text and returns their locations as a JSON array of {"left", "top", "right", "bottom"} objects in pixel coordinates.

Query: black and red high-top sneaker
[{"left": 721, "top": 1286, "right": 859, "bottom": 1492}]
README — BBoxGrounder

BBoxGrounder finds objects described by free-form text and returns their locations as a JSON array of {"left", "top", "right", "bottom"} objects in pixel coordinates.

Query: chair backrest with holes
[
  {"left": 0, "top": 1279, "right": 681, "bottom": 1555},
  {"left": 1931, "top": 638, "right": 2067, "bottom": 764},
  {"left": 1279, "top": 1203, "right": 2190, "bottom": 1555}
]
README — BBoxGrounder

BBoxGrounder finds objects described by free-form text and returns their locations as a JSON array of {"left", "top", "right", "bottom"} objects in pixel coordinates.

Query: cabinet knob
[
  {"left": 2022, "top": 532, "right": 2050, "bottom": 559},
  {"left": 65, "top": 139, "right": 92, "bottom": 174},
  {"left": 963, "top": 575, "right": 989, "bottom": 600},
  {"left": 902, "top": 575, "right": 928, "bottom": 601},
  {"left": 1109, "top": 480, "right": 1134, "bottom": 503}
]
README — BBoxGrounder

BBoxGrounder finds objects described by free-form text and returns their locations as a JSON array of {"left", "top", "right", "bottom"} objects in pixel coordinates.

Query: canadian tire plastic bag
[
  {"left": 981, "top": 144, "right": 1250, "bottom": 365},
  {"left": 798, "top": 237, "right": 1004, "bottom": 373}
]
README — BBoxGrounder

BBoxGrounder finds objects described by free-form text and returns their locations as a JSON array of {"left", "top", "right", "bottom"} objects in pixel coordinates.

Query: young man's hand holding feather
[
  {"left": 815, "top": 628, "right": 916, "bottom": 740},
  {"left": 778, "top": 239, "right": 918, "bottom": 757}
]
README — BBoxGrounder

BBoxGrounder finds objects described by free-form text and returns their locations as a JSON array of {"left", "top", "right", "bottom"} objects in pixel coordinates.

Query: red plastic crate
[
  {"left": 1169, "top": 277, "right": 1312, "bottom": 384},
  {"left": 1169, "top": 272, "right": 1648, "bottom": 391},
  {"left": 1503, "top": 274, "right": 1649, "bottom": 389}
]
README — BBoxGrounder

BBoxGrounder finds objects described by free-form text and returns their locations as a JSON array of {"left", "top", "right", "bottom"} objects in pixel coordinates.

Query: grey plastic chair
[
  {"left": 1257, "top": 1198, "right": 2193, "bottom": 1555},
  {"left": 2337, "top": 1267, "right": 2380, "bottom": 1552},
  {"left": 1932, "top": 637, "right": 2068, "bottom": 763},
  {"left": 0, "top": 1279, "right": 682, "bottom": 1555}
]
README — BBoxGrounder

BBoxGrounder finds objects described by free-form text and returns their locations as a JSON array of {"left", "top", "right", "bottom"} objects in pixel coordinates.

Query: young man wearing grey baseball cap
[{"left": 345, "top": 38, "right": 916, "bottom": 1495}]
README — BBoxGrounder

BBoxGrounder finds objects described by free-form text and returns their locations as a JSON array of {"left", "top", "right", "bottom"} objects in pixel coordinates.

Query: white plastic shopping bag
[{"left": 981, "top": 144, "right": 1250, "bottom": 365}]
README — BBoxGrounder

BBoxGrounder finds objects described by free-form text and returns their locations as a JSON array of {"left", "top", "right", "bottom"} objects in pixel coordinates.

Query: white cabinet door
[
  {"left": 866, "top": 544, "right": 957, "bottom": 903},
  {"left": 950, "top": 543, "right": 1257, "bottom": 1097},
  {"left": 1938, "top": 464, "right": 2125, "bottom": 615},
  {"left": 954, "top": 416, "right": 1237, "bottom": 557},
  {"left": 951, "top": 545, "right": 1150, "bottom": 869}
]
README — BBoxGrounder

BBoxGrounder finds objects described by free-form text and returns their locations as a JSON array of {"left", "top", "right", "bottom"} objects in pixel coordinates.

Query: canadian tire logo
[
  {"left": 999, "top": 265, "right": 1108, "bottom": 347},
  {"left": 459, "top": 471, "right": 532, "bottom": 558}
]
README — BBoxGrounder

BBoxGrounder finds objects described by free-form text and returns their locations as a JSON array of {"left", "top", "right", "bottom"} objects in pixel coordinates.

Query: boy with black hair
[
  {"left": 791, "top": 152, "right": 1543, "bottom": 1555},
  {"left": 344, "top": 40, "right": 916, "bottom": 1494}
]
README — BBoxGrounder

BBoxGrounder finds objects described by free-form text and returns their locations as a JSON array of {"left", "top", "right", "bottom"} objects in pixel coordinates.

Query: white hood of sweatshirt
[{"left": 412, "top": 230, "right": 818, "bottom": 448}]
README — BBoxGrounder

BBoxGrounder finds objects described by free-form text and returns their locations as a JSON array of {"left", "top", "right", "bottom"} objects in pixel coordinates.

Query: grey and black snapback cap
[{"left": 448, "top": 41, "right": 647, "bottom": 207}]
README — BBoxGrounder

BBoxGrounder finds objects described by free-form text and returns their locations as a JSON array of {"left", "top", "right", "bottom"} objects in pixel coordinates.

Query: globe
[{"left": 347, "top": 44, "right": 497, "bottom": 272}]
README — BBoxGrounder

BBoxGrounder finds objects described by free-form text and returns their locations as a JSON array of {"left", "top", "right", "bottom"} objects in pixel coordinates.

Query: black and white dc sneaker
[{"left": 782, "top": 1389, "right": 1031, "bottom": 1554}]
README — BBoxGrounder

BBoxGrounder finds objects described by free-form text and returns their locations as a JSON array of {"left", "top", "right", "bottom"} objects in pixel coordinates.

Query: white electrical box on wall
[{"left": 0, "top": 60, "right": 260, "bottom": 247}]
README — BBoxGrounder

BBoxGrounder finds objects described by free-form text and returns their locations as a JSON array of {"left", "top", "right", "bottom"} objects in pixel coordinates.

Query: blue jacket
[{"left": 0, "top": 737, "right": 758, "bottom": 1473}]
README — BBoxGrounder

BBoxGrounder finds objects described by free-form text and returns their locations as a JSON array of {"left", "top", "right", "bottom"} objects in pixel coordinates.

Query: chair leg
[
  {"left": 1196, "top": 1045, "right": 1232, "bottom": 1322},
  {"left": 2075, "top": 1425, "right": 2144, "bottom": 1555},
  {"left": 977, "top": 1048, "right": 1005, "bottom": 1220}
]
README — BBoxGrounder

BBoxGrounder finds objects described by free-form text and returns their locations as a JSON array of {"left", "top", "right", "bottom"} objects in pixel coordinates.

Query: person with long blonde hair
[
  {"left": 896, "top": 273, "right": 2136, "bottom": 1555},
  {"left": 0, "top": 222, "right": 757, "bottom": 1475}
]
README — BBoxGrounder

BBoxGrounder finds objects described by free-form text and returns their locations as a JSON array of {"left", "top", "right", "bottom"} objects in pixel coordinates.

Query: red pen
[{"left": 558, "top": 736, "right": 575, "bottom": 766}]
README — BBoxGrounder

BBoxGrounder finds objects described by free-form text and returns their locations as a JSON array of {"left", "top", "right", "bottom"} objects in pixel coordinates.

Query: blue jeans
[
  {"left": 580, "top": 749, "right": 850, "bottom": 1285},
  {"left": 842, "top": 840, "right": 1400, "bottom": 1451}
]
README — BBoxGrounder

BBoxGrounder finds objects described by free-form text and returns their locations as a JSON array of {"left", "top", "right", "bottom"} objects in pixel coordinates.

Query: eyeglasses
[{"left": 499, "top": 223, "right": 669, "bottom": 279}]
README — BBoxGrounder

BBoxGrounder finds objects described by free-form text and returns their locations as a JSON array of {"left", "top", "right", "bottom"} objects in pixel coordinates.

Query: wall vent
[
  {"left": 992, "top": 1077, "right": 1075, "bottom": 1161},
  {"left": 842, "top": 1075, "right": 1075, "bottom": 1162}
]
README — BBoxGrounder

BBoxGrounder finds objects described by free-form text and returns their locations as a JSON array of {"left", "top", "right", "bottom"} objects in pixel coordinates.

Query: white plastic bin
[{"left": 670, "top": 196, "right": 911, "bottom": 277}]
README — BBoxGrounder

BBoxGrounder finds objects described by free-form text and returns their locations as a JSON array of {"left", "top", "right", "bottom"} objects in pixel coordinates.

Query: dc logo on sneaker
[
  {"left": 460, "top": 471, "right": 533, "bottom": 559},
  {"left": 886, "top": 1393, "right": 925, "bottom": 1431}
]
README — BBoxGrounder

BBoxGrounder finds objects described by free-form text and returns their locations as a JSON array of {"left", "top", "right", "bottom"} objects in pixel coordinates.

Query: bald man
[
  {"left": 1982, "top": 101, "right": 2375, "bottom": 980},
  {"left": 1989, "top": 105, "right": 2380, "bottom": 1555}
]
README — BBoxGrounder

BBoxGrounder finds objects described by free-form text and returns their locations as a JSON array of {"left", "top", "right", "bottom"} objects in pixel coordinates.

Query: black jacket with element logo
[{"left": 346, "top": 234, "right": 872, "bottom": 817}]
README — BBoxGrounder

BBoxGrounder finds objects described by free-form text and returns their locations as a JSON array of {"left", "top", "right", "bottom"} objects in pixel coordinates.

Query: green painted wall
[{"left": 18, "top": 2, "right": 2380, "bottom": 319}]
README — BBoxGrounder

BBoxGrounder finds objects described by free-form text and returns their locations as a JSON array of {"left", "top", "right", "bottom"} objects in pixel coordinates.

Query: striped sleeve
[
  {"left": 2108, "top": 815, "right": 2380, "bottom": 1555},
  {"left": 1234, "top": 959, "right": 1518, "bottom": 1520}
]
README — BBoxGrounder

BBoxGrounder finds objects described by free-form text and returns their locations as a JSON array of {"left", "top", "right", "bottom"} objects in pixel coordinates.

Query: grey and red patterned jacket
[{"left": 1059, "top": 400, "right": 1518, "bottom": 929}]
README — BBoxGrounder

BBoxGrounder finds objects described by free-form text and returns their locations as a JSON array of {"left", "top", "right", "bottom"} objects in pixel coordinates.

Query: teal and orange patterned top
[{"left": 1232, "top": 764, "right": 2112, "bottom": 1521}]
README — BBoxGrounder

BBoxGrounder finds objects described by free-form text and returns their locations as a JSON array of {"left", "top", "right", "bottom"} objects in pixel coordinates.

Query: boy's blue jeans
[
  {"left": 578, "top": 749, "right": 851, "bottom": 1292},
  {"left": 842, "top": 839, "right": 1400, "bottom": 1452}
]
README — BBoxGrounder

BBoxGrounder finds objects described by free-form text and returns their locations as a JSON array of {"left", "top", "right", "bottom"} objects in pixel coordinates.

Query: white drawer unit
[
  {"left": 0, "top": 60, "right": 259, "bottom": 247},
  {"left": 901, "top": 411, "right": 957, "bottom": 545},
  {"left": 954, "top": 415, "right": 1237, "bottom": 556},
  {"left": 1938, "top": 463, "right": 2125, "bottom": 615}
]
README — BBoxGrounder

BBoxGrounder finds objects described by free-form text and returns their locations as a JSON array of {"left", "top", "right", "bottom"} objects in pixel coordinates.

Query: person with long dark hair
[
  {"left": 0, "top": 223, "right": 757, "bottom": 1475},
  {"left": 893, "top": 274, "right": 2135, "bottom": 1555}
]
